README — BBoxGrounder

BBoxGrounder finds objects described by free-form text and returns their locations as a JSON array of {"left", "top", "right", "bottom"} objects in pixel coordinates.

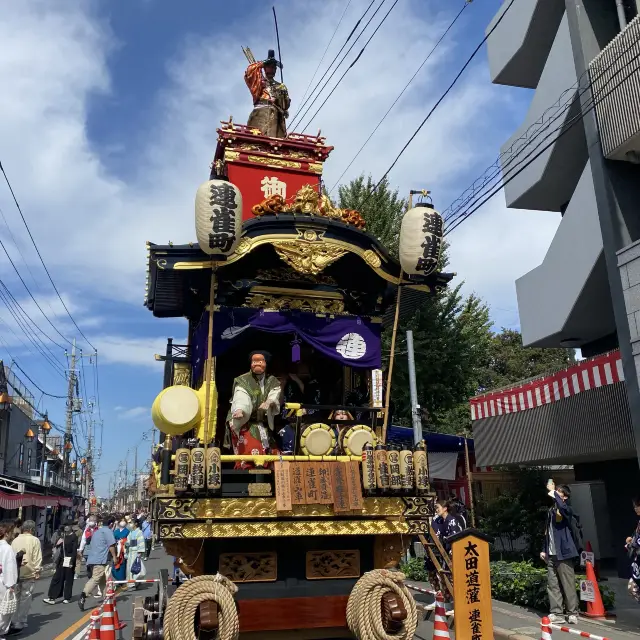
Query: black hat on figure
[{"left": 264, "top": 49, "right": 283, "bottom": 69}]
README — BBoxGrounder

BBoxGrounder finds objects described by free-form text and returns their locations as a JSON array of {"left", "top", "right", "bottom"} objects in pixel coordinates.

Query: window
[
  {"left": 19, "top": 443, "right": 24, "bottom": 471},
  {"left": 27, "top": 449, "right": 32, "bottom": 475}
]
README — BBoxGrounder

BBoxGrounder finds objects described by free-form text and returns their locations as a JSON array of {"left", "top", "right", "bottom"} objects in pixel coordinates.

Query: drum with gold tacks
[
  {"left": 300, "top": 423, "right": 337, "bottom": 456},
  {"left": 339, "top": 424, "right": 377, "bottom": 456}
]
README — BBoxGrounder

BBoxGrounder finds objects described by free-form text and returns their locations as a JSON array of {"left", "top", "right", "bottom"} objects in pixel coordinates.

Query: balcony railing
[
  {"left": 590, "top": 15, "right": 640, "bottom": 161},
  {"left": 30, "top": 471, "right": 76, "bottom": 493}
]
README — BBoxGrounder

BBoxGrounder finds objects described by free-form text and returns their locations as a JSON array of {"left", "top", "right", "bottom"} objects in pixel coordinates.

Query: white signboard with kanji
[
  {"left": 580, "top": 579, "right": 595, "bottom": 602},
  {"left": 580, "top": 551, "right": 595, "bottom": 566}
]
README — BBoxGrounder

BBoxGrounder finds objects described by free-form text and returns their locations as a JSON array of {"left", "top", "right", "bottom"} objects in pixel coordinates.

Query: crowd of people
[{"left": 0, "top": 511, "right": 153, "bottom": 639}]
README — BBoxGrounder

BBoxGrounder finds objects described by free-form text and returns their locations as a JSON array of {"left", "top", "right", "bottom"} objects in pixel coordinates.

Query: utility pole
[
  {"left": 124, "top": 452, "right": 129, "bottom": 512},
  {"left": 63, "top": 339, "right": 77, "bottom": 478},
  {"left": 406, "top": 330, "right": 422, "bottom": 445},
  {"left": 85, "top": 420, "right": 93, "bottom": 500},
  {"left": 133, "top": 445, "right": 138, "bottom": 512}
]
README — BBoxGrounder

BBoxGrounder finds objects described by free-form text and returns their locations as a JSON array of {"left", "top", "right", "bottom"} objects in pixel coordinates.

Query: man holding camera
[{"left": 540, "top": 480, "right": 582, "bottom": 624}]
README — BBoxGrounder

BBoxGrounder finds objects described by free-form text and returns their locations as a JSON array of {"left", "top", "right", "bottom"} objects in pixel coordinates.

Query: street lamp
[
  {"left": 0, "top": 392, "right": 11, "bottom": 412},
  {"left": 24, "top": 428, "right": 35, "bottom": 443},
  {"left": 39, "top": 414, "right": 52, "bottom": 486}
]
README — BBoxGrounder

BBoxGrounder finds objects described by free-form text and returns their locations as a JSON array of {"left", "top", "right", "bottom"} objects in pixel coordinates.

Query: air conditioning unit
[{"left": 590, "top": 15, "right": 640, "bottom": 162}]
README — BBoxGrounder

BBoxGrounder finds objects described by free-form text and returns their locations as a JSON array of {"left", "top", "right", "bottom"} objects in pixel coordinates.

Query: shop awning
[
  {"left": 469, "top": 350, "right": 622, "bottom": 420},
  {"left": 0, "top": 491, "right": 73, "bottom": 510}
]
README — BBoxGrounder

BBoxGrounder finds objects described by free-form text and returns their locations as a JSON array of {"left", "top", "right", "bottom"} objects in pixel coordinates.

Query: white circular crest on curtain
[{"left": 336, "top": 333, "right": 367, "bottom": 359}]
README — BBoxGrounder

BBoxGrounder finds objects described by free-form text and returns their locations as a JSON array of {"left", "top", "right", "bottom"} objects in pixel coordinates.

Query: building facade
[
  {"left": 475, "top": 0, "right": 640, "bottom": 576},
  {"left": 0, "top": 364, "right": 77, "bottom": 542}
]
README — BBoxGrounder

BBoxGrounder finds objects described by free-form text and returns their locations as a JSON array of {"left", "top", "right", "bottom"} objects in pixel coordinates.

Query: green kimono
[{"left": 225, "top": 372, "right": 281, "bottom": 462}]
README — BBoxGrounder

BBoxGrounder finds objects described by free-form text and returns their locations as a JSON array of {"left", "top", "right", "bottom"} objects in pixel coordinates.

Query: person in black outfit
[{"left": 44, "top": 525, "right": 78, "bottom": 604}]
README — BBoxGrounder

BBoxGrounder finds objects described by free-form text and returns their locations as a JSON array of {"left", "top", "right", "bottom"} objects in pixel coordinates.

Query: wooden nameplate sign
[
  {"left": 274, "top": 461, "right": 292, "bottom": 512},
  {"left": 290, "top": 463, "right": 306, "bottom": 505}
]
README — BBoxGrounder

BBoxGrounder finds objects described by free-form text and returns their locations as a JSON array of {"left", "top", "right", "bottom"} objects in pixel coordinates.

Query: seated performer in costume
[
  {"left": 225, "top": 350, "right": 282, "bottom": 468},
  {"left": 245, "top": 49, "right": 290, "bottom": 138}
]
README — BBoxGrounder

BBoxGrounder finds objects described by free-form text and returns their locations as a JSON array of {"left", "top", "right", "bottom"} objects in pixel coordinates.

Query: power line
[
  {"left": 0, "top": 160, "right": 97, "bottom": 351},
  {"left": 290, "top": 0, "right": 376, "bottom": 129},
  {"left": 443, "top": 51, "right": 640, "bottom": 236},
  {"left": 0, "top": 233, "right": 70, "bottom": 348},
  {"left": 298, "top": 0, "right": 402, "bottom": 133},
  {"left": 10, "top": 360, "right": 66, "bottom": 398},
  {"left": 298, "top": 0, "right": 354, "bottom": 107},
  {"left": 373, "top": 0, "right": 519, "bottom": 191},
  {"left": 289, "top": 0, "right": 382, "bottom": 131},
  {"left": 0, "top": 281, "right": 66, "bottom": 377},
  {"left": 442, "top": 29, "right": 640, "bottom": 232},
  {"left": 329, "top": 0, "right": 470, "bottom": 192}
]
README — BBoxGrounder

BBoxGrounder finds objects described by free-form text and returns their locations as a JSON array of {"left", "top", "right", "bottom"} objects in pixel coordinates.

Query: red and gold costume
[{"left": 245, "top": 61, "right": 290, "bottom": 139}]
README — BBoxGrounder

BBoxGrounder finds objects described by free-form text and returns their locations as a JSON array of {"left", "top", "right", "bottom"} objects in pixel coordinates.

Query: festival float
[{"left": 140, "top": 45, "right": 451, "bottom": 640}]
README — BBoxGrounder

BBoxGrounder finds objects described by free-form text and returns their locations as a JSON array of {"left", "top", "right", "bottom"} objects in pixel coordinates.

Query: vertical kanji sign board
[{"left": 450, "top": 529, "right": 494, "bottom": 640}]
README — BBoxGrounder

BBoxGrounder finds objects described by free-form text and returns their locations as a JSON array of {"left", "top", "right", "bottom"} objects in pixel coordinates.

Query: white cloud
[
  {"left": 115, "top": 406, "right": 148, "bottom": 420},
  {"left": 0, "top": 0, "right": 557, "bottom": 349}
]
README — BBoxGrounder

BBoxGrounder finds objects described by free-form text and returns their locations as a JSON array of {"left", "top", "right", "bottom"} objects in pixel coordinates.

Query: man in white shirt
[{"left": 10, "top": 520, "right": 42, "bottom": 632}]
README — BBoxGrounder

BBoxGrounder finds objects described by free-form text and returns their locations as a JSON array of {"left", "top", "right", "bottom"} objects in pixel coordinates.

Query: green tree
[
  {"left": 338, "top": 174, "right": 494, "bottom": 433},
  {"left": 479, "top": 328, "right": 576, "bottom": 392},
  {"left": 337, "top": 175, "right": 404, "bottom": 257}
]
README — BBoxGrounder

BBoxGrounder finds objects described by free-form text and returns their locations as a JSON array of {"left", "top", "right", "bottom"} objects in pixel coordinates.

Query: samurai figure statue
[{"left": 244, "top": 48, "right": 290, "bottom": 138}]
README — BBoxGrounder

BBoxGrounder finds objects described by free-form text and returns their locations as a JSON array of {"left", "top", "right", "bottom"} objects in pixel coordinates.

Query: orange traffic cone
[
  {"left": 89, "top": 609, "right": 101, "bottom": 640},
  {"left": 540, "top": 616, "right": 552, "bottom": 639},
  {"left": 585, "top": 541, "right": 605, "bottom": 582},
  {"left": 100, "top": 592, "right": 116, "bottom": 640},
  {"left": 432, "top": 591, "right": 451, "bottom": 639},
  {"left": 583, "top": 560, "right": 607, "bottom": 619},
  {"left": 110, "top": 586, "right": 127, "bottom": 631}
]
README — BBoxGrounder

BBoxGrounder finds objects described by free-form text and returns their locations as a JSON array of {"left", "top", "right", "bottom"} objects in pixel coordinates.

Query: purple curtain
[{"left": 191, "top": 307, "right": 381, "bottom": 382}]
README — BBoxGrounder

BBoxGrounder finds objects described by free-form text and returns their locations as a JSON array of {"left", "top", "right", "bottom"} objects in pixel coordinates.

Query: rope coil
[
  {"left": 164, "top": 574, "right": 240, "bottom": 640},
  {"left": 346, "top": 569, "right": 418, "bottom": 640}
]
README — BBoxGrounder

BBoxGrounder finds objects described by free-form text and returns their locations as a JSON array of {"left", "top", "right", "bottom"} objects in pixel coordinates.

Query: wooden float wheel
[{"left": 381, "top": 591, "right": 408, "bottom": 634}]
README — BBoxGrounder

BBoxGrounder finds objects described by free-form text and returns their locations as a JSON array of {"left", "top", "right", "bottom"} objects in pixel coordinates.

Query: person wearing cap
[
  {"left": 225, "top": 350, "right": 281, "bottom": 468},
  {"left": 244, "top": 49, "right": 290, "bottom": 138}
]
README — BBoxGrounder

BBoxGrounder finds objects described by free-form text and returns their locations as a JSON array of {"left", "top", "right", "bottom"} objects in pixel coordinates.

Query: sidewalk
[{"left": 408, "top": 580, "right": 640, "bottom": 639}]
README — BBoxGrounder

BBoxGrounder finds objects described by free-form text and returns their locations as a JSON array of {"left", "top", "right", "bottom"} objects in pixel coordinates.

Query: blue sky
[{"left": 0, "top": 0, "right": 561, "bottom": 495}]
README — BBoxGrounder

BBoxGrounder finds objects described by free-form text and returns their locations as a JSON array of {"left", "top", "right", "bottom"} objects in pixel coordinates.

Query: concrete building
[
  {"left": 0, "top": 364, "right": 76, "bottom": 542},
  {"left": 472, "top": 1, "right": 640, "bottom": 576}
]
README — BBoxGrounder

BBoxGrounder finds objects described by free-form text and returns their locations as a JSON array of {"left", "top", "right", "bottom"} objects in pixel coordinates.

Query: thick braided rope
[
  {"left": 346, "top": 569, "right": 418, "bottom": 640},
  {"left": 164, "top": 574, "right": 239, "bottom": 640}
]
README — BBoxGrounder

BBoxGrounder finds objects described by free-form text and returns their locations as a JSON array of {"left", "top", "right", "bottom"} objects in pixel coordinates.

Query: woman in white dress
[
  {"left": 0, "top": 521, "right": 18, "bottom": 639},
  {"left": 125, "top": 520, "right": 145, "bottom": 589}
]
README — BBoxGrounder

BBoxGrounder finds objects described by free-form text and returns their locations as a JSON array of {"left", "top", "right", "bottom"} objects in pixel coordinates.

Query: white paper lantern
[
  {"left": 195, "top": 179, "right": 243, "bottom": 256},
  {"left": 399, "top": 203, "right": 443, "bottom": 276}
]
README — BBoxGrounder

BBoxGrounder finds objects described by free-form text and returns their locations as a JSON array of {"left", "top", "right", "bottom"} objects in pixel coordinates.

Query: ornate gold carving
[
  {"left": 308, "top": 162, "right": 323, "bottom": 174},
  {"left": 159, "top": 496, "right": 406, "bottom": 520},
  {"left": 273, "top": 240, "right": 346, "bottom": 275},
  {"left": 245, "top": 293, "right": 344, "bottom": 314},
  {"left": 237, "top": 143, "right": 263, "bottom": 152},
  {"left": 172, "top": 362, "right": 192, "bottom": 387},
  {"left": 306, "top": 550, "right": 360, "bottom": 580},
  {"left": 160, "top": 519, "right": 409, "bottom": 539},
  {"left": 234, "top": 237, "right": 253, "bottom": 256},
  {"left": 255, "top": 268, "right": 337, "bottom": 285},
  {"left": 248, "top": 482, "right": 272, "bottom": 497},
  {"left": 246, "top": 155, "right": 301, "bottom": 169},
  {"left": 157, "top": 498, "right": 196, "bottom": 520},
  {"left": 363, "top": 250, "right": 382, "bottom": 269},
  {"left": 219, "top": 552, "right": 277, "bottom": 583},
  {"left": 224, "top": 150, "right": 240, "bottom": 162},
  {"left": 406, "top": 519, "right": 431, "bottom": 535},
  {"left": 402, "top": 495, "right": 436, "bottom": 519}
]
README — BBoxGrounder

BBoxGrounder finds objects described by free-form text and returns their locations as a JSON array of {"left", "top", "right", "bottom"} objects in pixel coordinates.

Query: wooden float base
[{"left": 238, "top": 595, "right": 348, "bottom": 632}]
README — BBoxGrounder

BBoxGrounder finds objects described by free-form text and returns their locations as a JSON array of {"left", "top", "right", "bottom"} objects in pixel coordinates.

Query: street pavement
[
  {"left": 15, "top": 553, "right": 640, "bottom": 639},
  {"left": 14, "top": 549, "right": 171, "bottom": 640}
]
